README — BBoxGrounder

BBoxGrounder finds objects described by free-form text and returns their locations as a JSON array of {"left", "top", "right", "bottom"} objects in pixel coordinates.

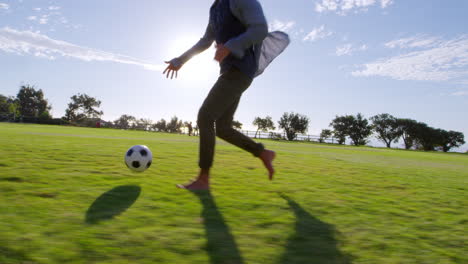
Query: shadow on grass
[
  {"left": 85, "top": 185, "right": 141, "bottom": 224},
  {"left": 192, "top": 190, "right": 245, "bottom": 264},
  {"left": 0, "top": 177, "right": 23, "bottom": 182},
  {"left": 279, "top": 194, "right": 352, "bottom": 264},
  {"left": 0, "top": 246, "right": 34, "bottom": 263}
]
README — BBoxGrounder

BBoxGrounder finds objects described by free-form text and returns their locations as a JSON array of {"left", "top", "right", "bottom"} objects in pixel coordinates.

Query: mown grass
[{"left": 1, "top": 123, "right": 467, "bottom": 264}]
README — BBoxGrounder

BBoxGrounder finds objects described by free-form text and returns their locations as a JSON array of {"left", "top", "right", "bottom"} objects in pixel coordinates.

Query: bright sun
[{"left": 166, "top": 36, "right": 219, "bottom": 81}]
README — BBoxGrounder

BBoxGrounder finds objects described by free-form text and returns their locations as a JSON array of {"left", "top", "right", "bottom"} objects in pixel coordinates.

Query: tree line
[
  {"left": 0, "top": 85, "right": 242, "bottom": 133},
  {"left": 255, "top": 112, "right": 464, "bottom": 152},
  {"left": 328, "top": 113, "right": 465, "bottom": 152},
  {"left": 1, "top": 85, "right": 465, "bottom": 152},
  {"left": 0, "top": 85, "right": 52, "bottom": 123}
]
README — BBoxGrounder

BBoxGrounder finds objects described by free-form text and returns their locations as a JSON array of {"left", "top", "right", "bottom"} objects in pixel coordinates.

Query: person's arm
[
  {"left": 164, "top": 22, "right": 215, "bottom": 78},
  {"left": 225, "top": 0, "right": 268, "bottom": 58},
  {"left": 179, "top": 23, "right": 215, "bottom": 65},
  {"left": 168, "top": 23, "right": 215, "bottom": 68}
]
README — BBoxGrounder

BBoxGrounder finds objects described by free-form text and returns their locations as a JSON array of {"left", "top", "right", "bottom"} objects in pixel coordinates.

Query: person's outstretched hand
[
  {"left": 163, "top": 59, "right": 182, "bottom": 79},
  {"left": 214, "top": 43, "right": 231, "bottom": 62}
]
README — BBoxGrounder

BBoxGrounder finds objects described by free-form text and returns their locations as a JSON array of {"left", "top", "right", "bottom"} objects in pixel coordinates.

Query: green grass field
[{"left": 1, "top": 123, "right": 467, "bottom": 264}]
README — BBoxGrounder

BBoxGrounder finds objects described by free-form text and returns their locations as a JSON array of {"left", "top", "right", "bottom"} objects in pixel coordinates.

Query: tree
[
  {"left": 252, "top": 116, "right": 275, "bottom": 138},
  {"left": 330, "top": 114, "right": 372, "bottom": 146},
  {"left": 133, "top": 118, "right": 153, "bottom": 131},
  {"left": 438, "top": 130, "right": 465, "bottom": 152},
  {"left": 0, "top": 95, "right": 19, "bottom": 121},
  {"left": 166, "top": 116, "right": 183, "bottom": 133},
  {"left": 413, "top": 122, "right": 438, "bottom": 151},
  {"left": 8, "top": 101, "right": 20, "bottom": 121},
  {"left": 16, "top": 85, "right": 51, "bottom": 118},
  {"left": 319, "top": 129, "right": 332, "bottom": 143},
  {"left": 38, "top": 110, "right": 52, "bottom": 123},
  {"left": 153, "top": 119, "right": 167, "bottom": 132},
  {"left": 232, "top": 120, "right": 243, "bottom": 129},
  {"left": 370, "top": 113, "right": 402, "bottom": 148},
  {"left": 64, "top": 93, "right": 103, "bottom": 123},
  {"left": 113, "top": 115, "right": 136, "bottom": 129},
  {"left": 278, "top": 112, "right": 309, "bottom": 141},
  {"left": 348, "top": 113, "right": 372, "bottom": 146},
  {"left": 330, "top": 115, "right": 353, "bottom": 145},
  {"left": 0, "top": 94, "right": 10, "bottom": 113},
  {"left": 333, "top": 130, "right": 346, "bottom": 145},
  {"left": 396, "top": 118, "right": 418, "bottom": 150}
]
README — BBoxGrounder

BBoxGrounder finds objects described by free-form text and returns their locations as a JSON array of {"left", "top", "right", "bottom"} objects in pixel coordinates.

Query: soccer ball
[{"left": 125, "top": 145, "right": 153, "bottom": 172}]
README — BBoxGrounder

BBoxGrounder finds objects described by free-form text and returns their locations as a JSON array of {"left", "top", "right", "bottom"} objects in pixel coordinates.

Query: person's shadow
[
  {"left": 192, "top": 190, "right": 245, "bottom": 264},
  {"left": 192, "top": 191, "right": 351, "bottom": 264},
  {"left": 85, "top": 185, "right": 141, "bottom": 224},
  {"left": 279, "top": 194, "right": 352, "bottom": 264}
]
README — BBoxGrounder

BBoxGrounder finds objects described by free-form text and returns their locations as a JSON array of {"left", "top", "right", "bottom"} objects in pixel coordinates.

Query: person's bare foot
[
  {"left": 177, "top": 169, "right": 210, "bottom": 190},
  {"left": 260, "top": 149, "right": 276, "bottom": 180},
  {"left": 176, "top": 179, "right": 209, "bottom": 190}
]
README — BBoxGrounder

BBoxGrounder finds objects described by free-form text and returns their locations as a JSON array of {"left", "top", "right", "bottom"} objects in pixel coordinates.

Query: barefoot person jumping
[{"left": 164, "top": 0, "right": 289, "bottom": 190}]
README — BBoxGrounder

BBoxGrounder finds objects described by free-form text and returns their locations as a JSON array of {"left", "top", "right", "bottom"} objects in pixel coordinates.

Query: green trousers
[{"left": 197, "top": 68, "right": 265, "bottom": 169}]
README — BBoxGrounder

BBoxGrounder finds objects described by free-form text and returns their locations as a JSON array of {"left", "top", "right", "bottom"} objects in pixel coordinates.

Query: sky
[{"left": 1, "top": 0, "right": 467, "bottom": 151}]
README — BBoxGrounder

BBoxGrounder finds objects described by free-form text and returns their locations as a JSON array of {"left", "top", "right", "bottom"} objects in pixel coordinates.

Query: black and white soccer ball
[{"left": 125, "top": 145, "right": 153, "bottom": 172}]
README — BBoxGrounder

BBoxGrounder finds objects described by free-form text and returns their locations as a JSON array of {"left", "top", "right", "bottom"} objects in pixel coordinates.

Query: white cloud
[
  {"left": 336, "top": 44, "right": 353, "bottom": 56},
  {"left": 315, "top": 0, "right": 393, "bottom": 14},
  {"left": 269, "top": 20, "right": 296, "bottom": 33},
  {"left": 0, "top": 3, "right": 9, "bottom": 10},
  {"left": 0, "top": 27, "right": 164, "bottom": 71},
  {"left": 336, "top": 43, "right": 368, "bottom": 56},
  {"left": 315, "top": 0, "right": 338, "bottom": 12},
  {"left": 381, "top": 0, "right": 393, "bottom": 8},
  {"left": 59, "top": 17, "right": 68, "bottom": 24},
  {"left": 270, "top": 20, "right": 332, "bottom": 42},
  {"left": 352, "top": 35, "right": 468, "bottom": 82},
  {"left": 451, "top": 90, "right": 468, "bottom": 96},
  {"left": 39, "top": 15, "right": 49, "bottom": 24},
  {"left": 385, "top": 35, "right": 440, "bottom": 49},
  {"left": 27, "top": 8, "right": 75, "bottom": 30},
  {"left": 303, "top": 25, "right": 332, "bottom": 42}
]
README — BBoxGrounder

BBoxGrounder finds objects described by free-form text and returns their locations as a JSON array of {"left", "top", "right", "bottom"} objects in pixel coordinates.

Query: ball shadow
[{"left": 85, "top": 185, "right": 141, "bottom": 224}]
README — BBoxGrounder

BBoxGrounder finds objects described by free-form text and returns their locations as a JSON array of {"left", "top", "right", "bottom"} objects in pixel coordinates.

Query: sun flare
[{"left": 166, "top": 36, "right": 219, "bottom": 81}]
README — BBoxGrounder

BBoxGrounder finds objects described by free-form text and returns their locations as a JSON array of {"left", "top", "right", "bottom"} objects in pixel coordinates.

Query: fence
[
  {"left": 183, "top": 129, "right": 336, "bottom": 143},
  {"left": 237, "top": 130, "right": 336, "bottom": 144},
  {"left": 185, "top": 128, "right": 336, "bottom": 143},
  {"left": 0, "top": 113, "right": 15, "bottom": 122}
]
